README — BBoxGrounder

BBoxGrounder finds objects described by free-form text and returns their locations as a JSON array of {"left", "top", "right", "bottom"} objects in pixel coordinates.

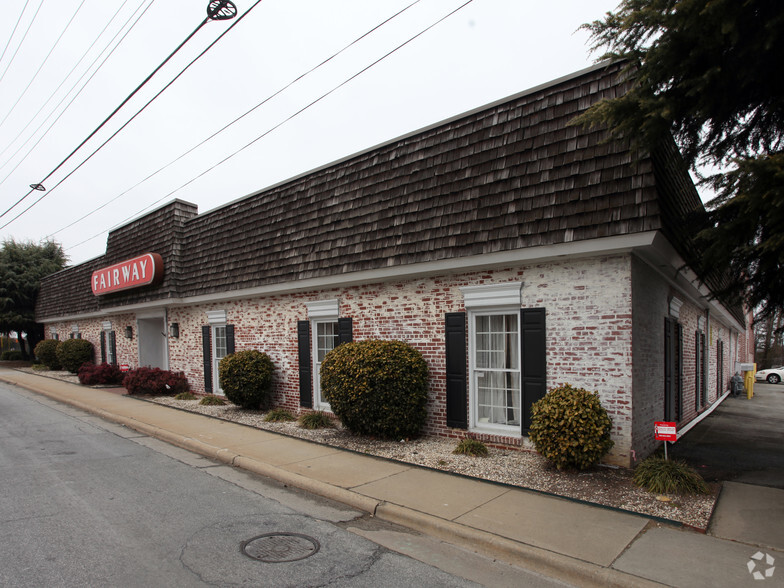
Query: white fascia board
[
  {"left": 39, "top": 232, "right": 659, "bottom": 323},
  {"left": 634, "top": 232, "right": 745, "bottom": 332}
]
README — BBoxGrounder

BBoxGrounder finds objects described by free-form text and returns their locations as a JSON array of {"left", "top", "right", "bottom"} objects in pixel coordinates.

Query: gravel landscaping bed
[
  {"left": 151, "top": 396, "right": 717, "bottom": 530},
  {"left": 20, "top": 368, "right": 717, "bottom": 530}
]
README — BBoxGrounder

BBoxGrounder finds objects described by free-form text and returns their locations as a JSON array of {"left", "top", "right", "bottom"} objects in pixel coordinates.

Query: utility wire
[
  {"left": 0, "top": 0, "right": 88, "bottom": 130},
  {"left": 0, "top": 0, "right": 237, "bottom": 223},
  {"left": 0, "top": 0, "right": 152, "bottom": 188},
  {"left": 1, "top": 0, "right": 255, "bottom": 230},
  {"left": 66, "top": 0, "right": 475, "bottom": 253},
  {"left": 0, "top": 0, "right": 32, "bottom": 69},
  {"left": 0, "top": 0, "right": 134, "bottom": 167},
  {"left": 0, "top": 0, "right": 46, "bottom": 86},
  {"left": 49, "top": 0, "right": 422, "bottom": 238}
]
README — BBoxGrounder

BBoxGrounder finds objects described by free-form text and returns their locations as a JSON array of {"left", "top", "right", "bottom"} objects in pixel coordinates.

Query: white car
[{"left": 755, "top": 366, "right": 784, "bottom": 385}]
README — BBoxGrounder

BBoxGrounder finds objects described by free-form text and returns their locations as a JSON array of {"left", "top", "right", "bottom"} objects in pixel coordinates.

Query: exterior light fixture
[
  {"left": 125, "top": 326, "right": 133, "bottom": 339},
  {"left": 169, "top": 323, "right": 180, "bottom": 338},
  {"left": 30, "top": 183, "right": 46, "bottom": 191}
]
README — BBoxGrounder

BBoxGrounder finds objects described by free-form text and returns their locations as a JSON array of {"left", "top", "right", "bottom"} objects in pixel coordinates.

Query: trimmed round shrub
[
  {"left": 218, "top": 350, "right": 275, "bottom": 410},
  {"left": 123, "top": 367, "right": 189, "bottom": 396},
  {"left": 34, "top": 339, "right": 61, "bottom": 370},
  {"left": 77, "top": 362, "right": 124, "bottom": 386},
  {"left": 55, "top": 338, "right": 94, "bottom": 373},
  {"left": 320, "top": 339, "right": 429, "bottom": 439},
  {"left": 1, "top": 350, "right": 24, "bottom": 361},
  {"left": 529, "top": 384, "right": 614, "bottom": 470}
]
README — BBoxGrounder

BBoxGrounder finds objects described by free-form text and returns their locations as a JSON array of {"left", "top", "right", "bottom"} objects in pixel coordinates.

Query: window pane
[
  {"left": 214, "top": 326, "right": 227, "bottom": 359},
  {"left": 473, "top": 313, "right": 520, "bottom": 426},
  {"left": 316, "top": 321, "right": 339, "bottom": 361}
]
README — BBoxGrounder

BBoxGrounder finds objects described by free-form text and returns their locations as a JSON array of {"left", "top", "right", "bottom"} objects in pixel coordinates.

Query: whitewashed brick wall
[{"left": 166, "top": 254, "right": 635, "bottom": 464}]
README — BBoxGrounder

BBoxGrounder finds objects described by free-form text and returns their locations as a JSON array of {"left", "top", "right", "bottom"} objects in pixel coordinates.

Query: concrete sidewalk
[{"left": 2, "top": 369, "right": 782, "bottom": 588}]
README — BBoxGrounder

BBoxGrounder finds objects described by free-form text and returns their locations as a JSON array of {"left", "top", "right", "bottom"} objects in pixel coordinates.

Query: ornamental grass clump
[
  {"left": 199, "top": 395, "right": 226, "bottom": 406},
  {"left": 298, "top": 411, "right": 334, "bottom": 429},
  {"left": 218, "top": 349, "right": 275, "bottom": 410},
  {"left": 264, "top": 408, "right": 296, "bottom": 422},
  {"left": 320, "top": 339, "right": 429, "bottom": 439},
  {"left": 633, "top": 456, "right": 709, "bottom": 495},
  {"left": 453, "top": 438, "right": 488, "bottom": 457},
  {"left": 528, "top": 384, "right": 614, "bottom": 470}
]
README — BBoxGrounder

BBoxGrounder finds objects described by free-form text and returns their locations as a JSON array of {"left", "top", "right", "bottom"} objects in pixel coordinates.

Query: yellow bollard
[{"left": 745, "top": 364, "right": 756, "bottom": 399}]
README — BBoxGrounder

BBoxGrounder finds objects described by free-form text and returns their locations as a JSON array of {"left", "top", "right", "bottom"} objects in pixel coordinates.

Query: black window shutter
[
  {"left": 445, "top": 312, "right": 467, "bottom": 429},
  {"left": 100, "top": 331, "right": 106, "bottom": 364},
  {"left": 109, "top": 331, "right": 117, "bottom": 367},
  {"left": 695, "top": 331, "right": 701, "bottom": 411},
  {"left": 226, "top": 324, "right": 235, "bottom": 355},
  {"left": 202, "top": 325, "right": 212, "bottom": 393},
  {"left": 676, "top": 323, "right": 683, "bottom": 421},
  {"left": 521, "top": 308, "right": 547, "bottom": 433},
  {"left": 337, "top": 317, "right": 353, "bottom": 345},
  {"left": 664, "top": 317, "right": 682, "bottom": 422},
  {"left": 297, "top": 320, "right": 312, "bottom": 408}
]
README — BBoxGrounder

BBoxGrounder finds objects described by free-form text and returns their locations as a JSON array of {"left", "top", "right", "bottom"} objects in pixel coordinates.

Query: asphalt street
[{"left": 0, "top": 382, "right": 568, "bottom": 587}]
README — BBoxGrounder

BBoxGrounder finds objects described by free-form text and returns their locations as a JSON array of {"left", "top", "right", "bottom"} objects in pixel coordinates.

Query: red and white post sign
[
  {"left": 91, "top": 253, "right": 163, "bottom": 296},
  {"left": 654, "top": 421, "right": 677, "bottom": 442}
]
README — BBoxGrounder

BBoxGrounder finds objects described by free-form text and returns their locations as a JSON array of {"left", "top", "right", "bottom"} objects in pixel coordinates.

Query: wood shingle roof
[{"left": 36, "top": 62, "right": 701, "bottom": 320}]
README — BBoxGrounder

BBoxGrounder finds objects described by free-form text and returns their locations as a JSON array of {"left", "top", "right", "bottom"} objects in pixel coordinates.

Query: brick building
[{"left": 35, "top": 63, "right": 754, "bottom": 467}]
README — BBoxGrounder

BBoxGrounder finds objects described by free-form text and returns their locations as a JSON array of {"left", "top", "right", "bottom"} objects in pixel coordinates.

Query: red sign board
[
  {"left": 119, "top": 364, "right": 130, "bottom": 372},
  {"left": 91, "top": 253, "right": 163, "bottom": 296},
  {"left": 654, "top": 421, "right": 677, "bottom": 442}
]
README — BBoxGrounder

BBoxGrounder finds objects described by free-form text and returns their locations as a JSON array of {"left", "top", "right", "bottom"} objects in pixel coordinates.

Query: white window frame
[
  {"left": 461, "top": 283, "right": 523, "bottom": 435},
  {"left": 468, "top": 309, "right": 523, "bottom": 434},
  {"left": 312, "top": 319, "right": 340, "bottom": 410},
  {"left": 102, "top": 321, "right": 115, "bottom": 366},
  {"left": 305, "top": 299, "right": 339, "bottom": 411},
  {"left": 207, "top": 310, "right": 228, "bottom": 395}
]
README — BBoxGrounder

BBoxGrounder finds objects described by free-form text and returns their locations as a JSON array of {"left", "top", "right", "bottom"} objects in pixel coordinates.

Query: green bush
[
  {"left": 1, "top": 350, "right": 23, "bottom": 361},
  {"left": 55, "top": 338, "right": 94, "bottom": 373},
  {"left": 199, "top": 395, "right": 226, "bottom": 406},
  {"left": 633, "top": 457, "right": 709, "bottom": 495},
  {"left": 320, "top": 339, "right": 429, "bottom": 439},
  {"left": 528, "top": 384, "right": 614, "bottom": 470},
  {"left": 34, "top": 339, "right": 61, "bottom": 370},
  {"left": 264, "top": 408, "right": 296, "bottom": 422},
  {"left": 218, "top": 350, "right": 275, "bottom": 410},
  {"left": 298, "top": 411, "right": 334, "bottom": 429},
  {"left": 453, "top": 438, "right": 488, "bottom": 457}
]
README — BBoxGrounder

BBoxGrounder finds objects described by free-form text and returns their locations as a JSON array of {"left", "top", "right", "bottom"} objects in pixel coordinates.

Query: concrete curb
[
  {"left": 3, "top": 374, "right": 661, "bottom": 588},
  {"left": 374, "top": 503, "right": 664, "bottom": 588}
]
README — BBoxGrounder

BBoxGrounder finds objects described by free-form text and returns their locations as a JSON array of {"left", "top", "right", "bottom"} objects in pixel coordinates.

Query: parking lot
[{"left": 670, "top": 382, "right": 784, "bottom": 488}]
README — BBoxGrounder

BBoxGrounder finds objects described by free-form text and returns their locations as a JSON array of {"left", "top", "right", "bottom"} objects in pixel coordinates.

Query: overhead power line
[
  {"left": 48, "top": 0, "right": 423, "bottom": 239},
  {"left": 0, "top": 0, "right": 239, "bottom": 225},
  {"left": 0, "top": 0, "right": 135, "bottom": 169},
  {"left": 0, "top": 0, "right": 32, "bottom": 69},
  {"left": 0, "top": 0, "right": 45, "bottom": 86},
  {"left": 66, "top": 0, "right": 476, "bottom": 253},
  {"left": 0, "top": 0, "right": 88, "bottom": 131}
]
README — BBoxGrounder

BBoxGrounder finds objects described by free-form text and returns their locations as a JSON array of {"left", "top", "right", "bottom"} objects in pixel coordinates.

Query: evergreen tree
[
  {"left": 0, "top": 240, "right": 66, "bottom": 359},
  {"left": 578, "top": 0, "right": 784, "bottom": 323}
]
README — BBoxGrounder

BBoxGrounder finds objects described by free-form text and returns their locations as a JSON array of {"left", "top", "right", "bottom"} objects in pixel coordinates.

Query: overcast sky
[{"left": 0, "top": 0, "right": 636, "bottom": 266}]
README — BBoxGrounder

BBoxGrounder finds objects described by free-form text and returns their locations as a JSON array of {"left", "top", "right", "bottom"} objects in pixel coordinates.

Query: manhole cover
[{"left": 241, "top": 533, "right": 320, "bottom": 563}]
